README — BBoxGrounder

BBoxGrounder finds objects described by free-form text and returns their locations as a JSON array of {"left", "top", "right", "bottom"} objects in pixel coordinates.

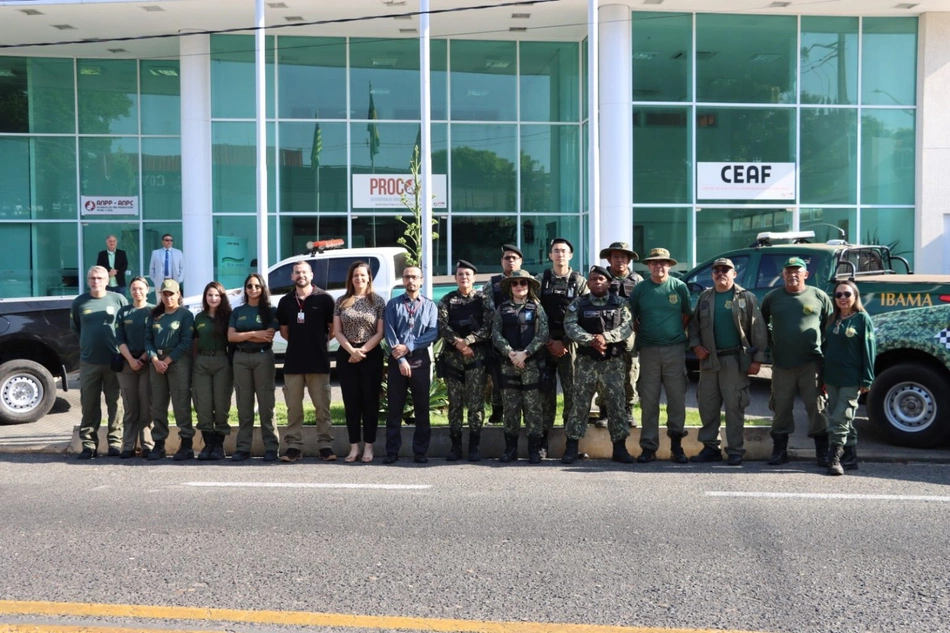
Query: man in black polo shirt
[{"left": 276, "top": 261, "right": 336, "bottom": 462}]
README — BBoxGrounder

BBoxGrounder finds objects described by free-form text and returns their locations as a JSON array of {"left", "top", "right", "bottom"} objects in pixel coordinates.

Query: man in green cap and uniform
[
  {"left": 761, "top": 256, "right": 833, "bottom": 466},
  {"left": 483, "top": 244, "right": 525, "bottom": 424},
  {"left": 629, "top": 247, "right": 692, "bottom": 463},
  {"left": 688, "top": 257, "right": 768, "bottom": 466},
  {"left": 562, "top": 266, "right": 634, "bottom": 464},
  {"left": 438, "top": 259, "right": 493, "bottom": 462}
]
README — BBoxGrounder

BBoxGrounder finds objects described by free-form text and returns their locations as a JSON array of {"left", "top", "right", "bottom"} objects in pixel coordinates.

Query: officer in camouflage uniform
[
  {"left": 438, "top": 260, "right": 493, "bottom": 462},
  {"left": 483, "top": 244, "right": 525, "bottom": 424},
  {"left": 491, "top": 269, "right": 549, "bottom": 463},
  {"left": 538, "top": 238, "right": 588, "bottom": 458},
  {"left": 594, "top": 241, "right": 642, "bottom": 429}
]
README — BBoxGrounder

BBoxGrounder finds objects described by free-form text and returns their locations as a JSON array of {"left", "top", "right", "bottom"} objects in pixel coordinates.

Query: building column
[
  {"left": 179, "top": 32, "right": 214, "bottom": 292},
  {"left": 916, "top": 12, "right": 950, "bottom": 274},
  {"left": 597, "top": 4, "right": 633, "bottom": 256}
]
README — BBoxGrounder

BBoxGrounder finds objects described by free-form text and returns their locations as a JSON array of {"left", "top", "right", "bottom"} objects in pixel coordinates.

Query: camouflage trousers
[
  {"left": 499, "top": 361, "right": 543, "bottom": 437},
  {"left": 539, "top": 342, "right": 576, "bottom": 432},
  {"left": 442, "top": 347, "right": 488, "bottom": 435},
  {"left": 567, "top": 355, "right": 629, "bottom": 442},
  {"left": 595, "top": 347, "right": 639, "bottom": 415}
]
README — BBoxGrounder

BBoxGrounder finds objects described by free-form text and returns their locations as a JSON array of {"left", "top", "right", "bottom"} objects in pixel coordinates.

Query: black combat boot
[
  {"left": 528, "top": 435, "right": 542, "bottom": 464},
  {"left": 499, "top": 434, "right": 519, "bottom": 463},
  {"left": 147, "top": 440, "right": 166, "bottom": 461},
  {"left": 196, "top": 431, "right": 215, "bottom": 461},
  {"left": 562, "top": 438, "right": 579, "bottom": 464},
  {"left": 173, "top": 437, "right": 194, "bottom": 461},
  {"left": 208, "top": 433, "right": 226, "bottom": 460},
  {"left": 670, "top": 435, "right": 688, "bottom": 464},
  {"left": 814, "top": 433, "right": 830, "bottom": 467},
  {"left": 827, "top": 444, "right": 845, "bottom": 476},
  {"left": 612, "top": 440, "right": 633, "bottom": 464},
  {"left": 539, "top": 431, "right": 549, "bottom": 459},
  {"left": 467, "top": 431, "right": 481, "bottom": 462},
  {"left": 446, "top": 432, "right": 463, "bottom": 462},
  {"left": 767, "top": 434, "right": 789, "bottom": 465},
  {"left": 841, "top": 445, "right": 858, "bottom": 471}
]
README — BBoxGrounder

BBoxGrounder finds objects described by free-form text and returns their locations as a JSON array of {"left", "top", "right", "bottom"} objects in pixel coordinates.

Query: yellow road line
[{"left": 0, "top": 600, "right": 766, "bottom": 633}]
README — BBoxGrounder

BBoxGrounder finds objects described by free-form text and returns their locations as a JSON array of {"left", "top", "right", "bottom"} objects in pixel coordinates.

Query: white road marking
[
  {"left": 183, "top": 482, "right": 430, "bottom": 490},
  {"left": 706, "top": 491, "right": 950, "bottom": 502}
]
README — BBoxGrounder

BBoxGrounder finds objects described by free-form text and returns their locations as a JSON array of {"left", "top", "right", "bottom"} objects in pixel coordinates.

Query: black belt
[
  {"left": 236, "top": 345, "right": 272, "bottom": 353},
  {"left": 198, "top": 350, "right": 226, "bottom": 357},
  {"left": 129, "top": 350, "right": 144, "bottom": 358},
  {"left": 717, "top": 347, "right": 740, "bottom": 357}
]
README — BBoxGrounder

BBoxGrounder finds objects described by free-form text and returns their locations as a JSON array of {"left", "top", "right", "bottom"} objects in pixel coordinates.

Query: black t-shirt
[{"left": 277, "top": 287, "right": 335, "bottom": 374}]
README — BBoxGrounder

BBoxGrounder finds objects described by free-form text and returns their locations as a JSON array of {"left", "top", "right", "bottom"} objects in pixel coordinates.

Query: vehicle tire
[
  {"left": 0, "top": 360, "right": 57, "bottom": 425},
  {"left": 867, "top": 363, "right": 950, "bottom": 448}
]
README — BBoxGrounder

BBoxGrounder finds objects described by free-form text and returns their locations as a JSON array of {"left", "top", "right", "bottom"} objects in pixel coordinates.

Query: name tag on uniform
[{"left": 297, "top": 310, "right": 305, "bottom": 323}]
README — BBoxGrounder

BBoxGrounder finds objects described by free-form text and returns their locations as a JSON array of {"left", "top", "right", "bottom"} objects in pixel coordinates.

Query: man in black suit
[{"left": 96, "top": 235, "right": 129, "bottom": 296}]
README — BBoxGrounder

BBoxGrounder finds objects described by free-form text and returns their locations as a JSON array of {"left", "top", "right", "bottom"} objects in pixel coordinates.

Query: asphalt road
[{"left": 1, "top": 455, "right": 948, "bottom": 633}]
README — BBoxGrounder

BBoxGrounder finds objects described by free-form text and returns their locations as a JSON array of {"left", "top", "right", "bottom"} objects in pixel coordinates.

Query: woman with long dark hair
[
  {"left": 228, "top": 273, "right": 279, "bottom": 462},
  {"left": 822, "top": 279, "right": 875, "bottom": 475},
  {"left": 115, "top": 276, "right": 154, "bottom": 458},
  {"left": 193, "top": 281, "right": 234, "bottom": 461},
  {"left": 333, "top": 261, "right": 386, "bottom": 463}
]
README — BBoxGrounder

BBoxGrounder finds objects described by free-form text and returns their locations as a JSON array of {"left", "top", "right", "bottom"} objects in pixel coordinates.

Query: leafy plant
[{"left": 396, "top": 146, "right": 439, "bottom": 267}]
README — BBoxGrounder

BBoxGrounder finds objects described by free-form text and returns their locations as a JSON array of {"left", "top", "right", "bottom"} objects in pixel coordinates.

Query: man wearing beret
[
  {"left": 482, "top": 244, "right": 525, "bottom": 425},
  {"left": 438, "top": 260, "right": 493, "bottom": 461}
]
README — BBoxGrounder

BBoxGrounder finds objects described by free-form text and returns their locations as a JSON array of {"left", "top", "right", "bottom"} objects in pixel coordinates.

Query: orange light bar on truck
[{"left": 305, "top": 238, "right": 345, "bottom": 254}]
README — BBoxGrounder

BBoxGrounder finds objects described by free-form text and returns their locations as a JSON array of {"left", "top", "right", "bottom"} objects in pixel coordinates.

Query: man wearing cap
[
  {"left": 438, "top": 260, "right": 493, "bottom": 462},
  {"left": 629, "top": 248, "right": 692, "bottom": 463},
  {"left": 688, "top": 258, "right": 768, "bottom": 466},
  {"left": 596, "top": 241, "right": 643, "bottom": 429},
  {"left": 491, "top": 269, "right": 549, "bottom": 463},
  {"left": 761, "top": 257, "right": 834, "bottom": 466},
  {"left": 483, "top": 244, "right": 525, "bottom": 424},
  {"left": 538, "top": 238, "right": 588, "bottom": 457},
  {"left": 562, "top": 265, "right": 634, "bottom": 464}
]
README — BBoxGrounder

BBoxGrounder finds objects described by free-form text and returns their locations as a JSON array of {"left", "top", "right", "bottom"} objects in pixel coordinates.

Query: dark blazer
[{"left": 96, "top": 249, "right": 129, "bottom": 288}]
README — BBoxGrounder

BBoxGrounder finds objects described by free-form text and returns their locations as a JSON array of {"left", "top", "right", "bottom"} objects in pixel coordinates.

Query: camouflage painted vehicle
[{"left": 868, "top": 304, "right": 950, "bottom": 448}]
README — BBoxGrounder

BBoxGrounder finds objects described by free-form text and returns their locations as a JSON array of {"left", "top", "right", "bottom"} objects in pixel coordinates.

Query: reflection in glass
[
  {"left": 800, "top": 109, "right": 856, "bottom": 205},
  {"left": 80, "top": 137, "right": 140, "bottom": 197},
  {"left": 861, "top": 109, "right": 915, "bottom": 206},
  {"left": 210, "top": 35, "right": 275, "bottom": 119},
  {"left": 520, "top": 42, "right": 579, "bottom": 122},
  {"left": 633, "top": 107, "right": 691, "bottom": 203},
  {"left": 211, "top": 215, "right": 275, "bottom": 288},
  {"left": 0, "top": 223, "right": 78, "bottom": 297},
  {"left": 142, "top": 138, "right": 182, "bottom": 220},
  {"left": 519, "top": 215, "right": 582, "bottom": 271},
  {"left": 800, "top": 207, "right": 855, "bottom": 244},
  {"left": 350, "top": 38, "right": 420, "bottom": 121},
  {"left": 211, "top": 122, "right": 276, "bottom": 214},
  {"left": 0, "top": 136, "right": 77, "bottom": 220},
  {"left": 451, "top": 124, "right": 517, "bottom": 213},
  {"left": 451, "top": 215, "right": 517, "bottom": 273},
  {"left": 352, "top": 215, "right": 447, "bottom": 272},
  {"left": 800, "top": 17, "right": 858, "bottom": 105},
  {"left": 521, "top": 125, "right": 580, "bottom": 214},
  {"left": 78, "top": 59, "right": 138, "bottom": 135},
  {"left": 278, "top": 37, "right": 346, "bottom": 119},
  {"left": 451, "top": 40, "right": 517, "bottom": 121},
  {"left": 140, "top": 60, "right": 181, "bottom": 135},
  {"left": 861, "top": 207, "right": 914, "bottom": 269},
  {"left": 350, "top": 122, "right": 447, "bottom": 176},
  {"left": 278, "top": 215, "right": 347, "bottom": 258},
  {"left": 694, "top": 208, "right": 792, "bottom": 264},
  {"left": 632, "top": 207, "right": 690, "bottom": 273},
  {"left": 0, "top": 57, "right": 75, "bottom": 134},
  {"left": 279, "top": 121, "right": 347, "bottom": 213},
  {"left": 81, "top": 223, "right": 142, "bottom": 289},
  {"left": 862, "top": 18, "right": 917, "bottom": 106},
  {"left": 632, "top": 12, "right": 691, "bottom": 103}
]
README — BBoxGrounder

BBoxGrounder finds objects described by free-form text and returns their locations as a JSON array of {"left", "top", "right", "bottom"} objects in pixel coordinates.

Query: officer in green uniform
[
  {"left": 144, "top": 279, "right": 195, "bottom": 461},
  {"left": 438, "top": 260, "right": 493, "bottom": 462},
  {"left": 483, "top": 244, "right": 524, "bottom": 424},
  {"left": 562, "top": 266, "right": 634, "bottom": 464},
  {"left": 71, "top": 265, "right": 128, "bottom": 459},
  {"left": 193, "top": 281, "right": 233, "bottom": 461},
  {"left": 688, "top": 258, "right": 768, "bottom": 466},
  {"left": 115, "top": 276, "right": 154, "bottom": 458},
  {"left": 629, "top": 248, "right": 692, "bottom": 463},
  {"left": 538, "top": 238, "right": 587, "bottom": 458},
  {"left": 760, "top": 257, "right": 833, "bottom": 466},
  {"left": 491, "top": 269, "right": 549, "bottom": 463}
]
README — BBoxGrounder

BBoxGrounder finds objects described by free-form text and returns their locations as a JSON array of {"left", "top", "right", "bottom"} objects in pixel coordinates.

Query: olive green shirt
[
  {"left": 194, "top": 311, "right": 228, "bottom": 353},
  {"left": 628, "top": 277, "right": 691, "bottom": 348},
  {"left": 713, "top": 289, "right": 742, "bottom": 350},
  {"left": 760, "top": 285, "right": 834, "bottom": 369},
  {"left": 116, "top": 303, "right": 154, "bottom": 354},
  {"left": 70, "top": 291, "right": 128, "bottom": 364},
  {"left": 229, "top": 303, "right": 278, "bottom": 333},
  {"left": 823, "top": 312, "right": 876, "bottom": 388},
  {"left": 145, "top": 307, "right": 195, "bottom": 362}
]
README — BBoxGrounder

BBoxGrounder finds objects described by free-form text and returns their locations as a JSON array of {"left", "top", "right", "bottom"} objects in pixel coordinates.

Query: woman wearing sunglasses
[
  {"left": 228, "top": 273, "right": 279, "bottom": 462},
  {"left": 491, "top": 269, "right": 549, "bottom": 463},
  {"left": 822, "top": 280, "right": 875, "bottom": 475}
]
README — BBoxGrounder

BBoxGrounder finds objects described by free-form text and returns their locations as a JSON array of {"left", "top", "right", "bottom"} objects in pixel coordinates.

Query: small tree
[{"left": 397, "top": 147, "right": 439, "bottom": 266}]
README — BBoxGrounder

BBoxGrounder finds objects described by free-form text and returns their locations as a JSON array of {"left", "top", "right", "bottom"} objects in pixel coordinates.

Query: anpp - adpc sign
[
  {"left": 352, "top": 174, "right": 447, "bottom": 209},
  {"left": 697, "top": 162, "right": 795, "bottom": 200}
]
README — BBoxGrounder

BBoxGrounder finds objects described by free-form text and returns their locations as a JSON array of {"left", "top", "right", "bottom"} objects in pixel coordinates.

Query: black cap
[
  {"left": 588, "top": 265, "right": 614, "bottom": 281},
  {"left": 455, "top": 259, "right": 478, "bottom": 273},
  {"left": 550, "top": 237, "right": 574, "bottom": 252},
  {"left": 501, "top": 243, "right": 523, "bottom": 258}
]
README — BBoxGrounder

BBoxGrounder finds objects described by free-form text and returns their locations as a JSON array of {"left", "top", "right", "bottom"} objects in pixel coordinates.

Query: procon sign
[
  {"left": 697, "top": 162, "right": 796, "bottom": 201},
  {"left": 352, "top": 174, "right": 447, "bottom": 209}
]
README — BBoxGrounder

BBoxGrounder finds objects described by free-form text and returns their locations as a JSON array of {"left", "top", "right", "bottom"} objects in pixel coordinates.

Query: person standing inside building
[
  {"left": 72, "top": 265, "right": 128, "bottom": 459},
  {"left": 629, "top": 248, "right": 692, "bottom": 464},
  {"left": 492, "top": 269, "right": 549, "bottom": 464},
  {"left": 335, "top": 261, "right": 386, "bottom": 464},
  {"left": 822, "top": 280, "right": 874, "bottom": 475},
  {"left": 277, "top": 261, "right": 337, "bottom": 463},
  {"left": 115, "top": 276, "right": 154, "bottom": 458},
  {"left": 97, "top": 234, "right": 129, "bottom": 297},
  {"left": 148, "top": 233, "right": 185, "bottom": 292},
  {"left": 438, "top": 260, "right": 493, "bottom": 462},
  {"left": 144, "top": 279, "right": 195, "bottom": 461},
  {"left": 192, "top": 281, "right": 233, "bottom": 461},
  {"left": 228, "top": 273, "right": 279, "bottom": 462},
  {"left": 538, "top": 238, "right": 587, "bottom": 459},
  {"left": 562, "top": 266, "right": 634, "bottom": 464},
  {"left": 760, "top": 257, "right": 834, "bottom": 466},
  {"left": 688, "top": 258, "right": 768, "bottom": 466},
  {"left": 482, "top": 244, "right": 525, "bottom": 425},
  {"left": 383, "top": 266, "right": 438, "bottom": 465}
]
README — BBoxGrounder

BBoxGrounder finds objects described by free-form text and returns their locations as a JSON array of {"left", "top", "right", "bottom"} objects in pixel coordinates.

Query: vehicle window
[
  {"left": 755, "top": 253, "right": 818, "bottom": 289},
  {"left": 267, "top": 259, "right": 328, "bottom": 295},
  {"left": 326, "top": 257, "right": 381, "bottom": 291},
  {"left": 685, "top": 255, "right": 749, "bottom": 292},
  {"left": 836, "top": 248, "right": 885, "bottom": 276}
]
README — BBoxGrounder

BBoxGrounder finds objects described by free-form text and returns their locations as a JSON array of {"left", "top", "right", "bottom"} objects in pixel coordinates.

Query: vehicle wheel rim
[
  {"left": 883, "top": 381, "right": 936, "bottom": 433},
  {"left": 0, "top": 374, "right": 43, "bottom": 413}
]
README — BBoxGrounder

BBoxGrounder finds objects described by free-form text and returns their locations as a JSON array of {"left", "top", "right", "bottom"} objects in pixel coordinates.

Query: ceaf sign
[
  {"left": 697, "top": 162, "right": 795, "bottom": 201},
  {"left": 352, "top": 174, "right": 447, "bottom": 209}
]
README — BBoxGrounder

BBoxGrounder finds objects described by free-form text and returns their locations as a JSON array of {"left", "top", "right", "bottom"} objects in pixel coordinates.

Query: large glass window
[
  {"left": 800, "top": 109, "right": 857, "bottom": 205},
  {"left": 632, "top": 107, "right": 691, "bottom": 204},
  {"left": 632, "top": 208, "right": 690, "bottom": 273},
  {"left": 631, "top": 12, "right": 691, "bottom": 103},
  {"left": 350, "top": 122, "right": 447, "bottom": 177},
  {"left": 450, "top": 124, "right": 517, "bottom": 213},
  {"left": 451, "top": 40, "right": 517, "bottom": 122},
  {"left": 520, "top": 41, "right": 579, "bottom": 122},
  {"left": 861, "top": 109, "right": 915, "bottom": 206},
  {"left": 521, "top": 125, "right": 580, "bottom": 213},
  {"left": 211, "top": 215, "right": 276, "bottom": 289},
  {"left": 140, "top": 60, "right": 181, "bottom": 135},
  {"left": 0, "top": 57, "right": 75, "bottom": 134},
  {"left": 277, "top": 37, "right": 346, "bottom": 120},
  {"left": 77, "top": 59, "right": 138, "bottom": 135},
  {"left": 352, "top": 215, "right": 447, "bottom": 272},
  {"left": 520, "top": 214, "right": 582, "bottom": 271},
  {"left": 695, "top": 208, "right": 792, "bottom": 263},
  {"left": 801, "top": 207, "right": 856, "bottom": 243},
  {"left": 210, "top": 35, "right": 275, "bottom": 119},
  {"left": 79, "top": 137, "right": 140, "bottom": 198},
  {"left": 0, "top": 223, "right": 78, "bottom": 297},
  {"left": 142, "top": 138, "right": 182, "bottom": 220},
  {"left": 0, "top": 136, "right": 76, "bottom": 220},
  {"left": 350, "top": 38, "right": 421, "bottom": 121},
  {"left": 277, "top": 215, "right": 347, "bottom": 257},
  {"left": 211, "top": 121, "right": 276, "bottom": 214},
  {"left": 862, "top": 18, "right": 917, "bottom": 106},
  {"left": 861, "top": 207, "right": 914, "bottom": 269},
  {"left": 279, "top": 121, "right": 347, "bottom": 213},
  {"left": 81, "top": 223, "right": 142, "bottom": 290},
  {"left": 800, "top": 17, "right": 858, "bottom": 105},
  {"left": 451, "top": 215, "right": 517, "bottom": 272}
]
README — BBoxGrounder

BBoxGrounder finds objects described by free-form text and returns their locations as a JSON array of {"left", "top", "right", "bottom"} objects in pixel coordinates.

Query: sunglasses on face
[
  {"left": 712, "top": 267, "right": 731, "bottom": 274},
  {"left": 246, "top": 283, "right": 262, "bottom": 289},
  {"left": 835, "top": 291, "right": 853, "bottom": 299},
  {"left": 510, "top": 280, "right": 529, "bottom": 287}
]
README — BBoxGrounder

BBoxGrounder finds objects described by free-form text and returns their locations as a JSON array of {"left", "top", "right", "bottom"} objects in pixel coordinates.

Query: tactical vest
[
  {"left": 500, "top": 301, "right": 539, "bottom": 352},
  {"left": 540, "top": 269, "right": 583, "bottom": 338},
  {"left": 489, "top": 273, "right": 506, "bottom": 307},
  {"left": 609, "top": 273, "right": 638, "bottom": 299},
  {"left": 447, "top": 292, "right": 485, "bottom": 339},
  {"left": 576, "top": 295, "right": 625, "bottom": 359}
]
